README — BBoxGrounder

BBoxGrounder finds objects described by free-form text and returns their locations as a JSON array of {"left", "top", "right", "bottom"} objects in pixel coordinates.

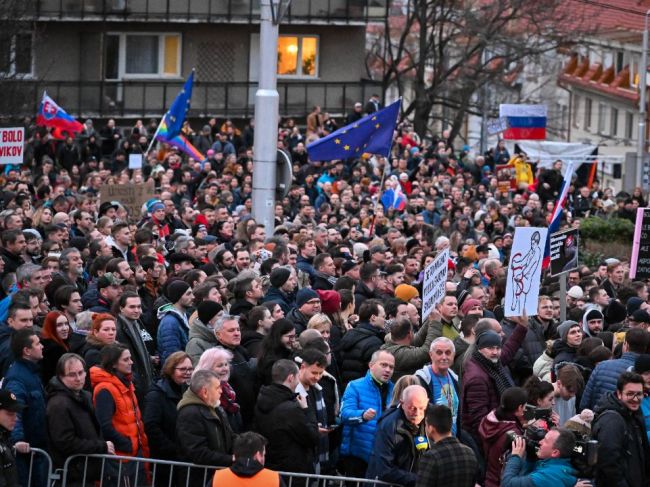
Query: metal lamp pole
[{"left": 637, "top": 10, "right": 650, "bottom": 191}]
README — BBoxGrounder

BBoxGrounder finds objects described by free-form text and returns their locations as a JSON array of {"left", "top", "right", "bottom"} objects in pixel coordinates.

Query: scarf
[
  {"left": 472, "top": 349, "right": 513, "bottom": 396},
  {"left": 220, "top": 380, "right": 240, "bottom": 415}
]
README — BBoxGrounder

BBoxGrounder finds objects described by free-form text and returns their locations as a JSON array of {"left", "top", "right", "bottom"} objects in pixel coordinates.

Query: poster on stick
[
  {"left": 0, "top": 127, "right": 25, "bottom": 165},
  {"left": 505, "top": 227, "right": 547, "bottom": 317},
  {"left": 421, "top": 248, "right": 449, "bottom": 322},
  {"left": 99, "top": 179, "right": 156, "bottom": 223},
  {"left": 630, "top": 208, "right": 650, "bottom": 279},
  {"left": 549, "top": 228, "right": 579, "bottom": 277}
]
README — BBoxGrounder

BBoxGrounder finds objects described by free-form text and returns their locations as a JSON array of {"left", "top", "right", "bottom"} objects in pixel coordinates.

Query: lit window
[
  {"left": 277, "top": 35, "right": 318, "bottom": 78},
  {"left": 104, "top": 33, "right": 181, "bottom": 79},
  {"left": 0, "top": 33, "right": 33, "bottom": 76}
]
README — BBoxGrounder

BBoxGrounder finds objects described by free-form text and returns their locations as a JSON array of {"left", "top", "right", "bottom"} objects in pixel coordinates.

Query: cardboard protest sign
[
  {"left": 0, "top": 127, "right": 25, "bottom": 165},
  {"left": 505, "top": 227, "right": 547, "bottom": 317},
  {"left": 99, "top": 179, "right": 156, "bottom": 223},
  {"left": 549, "top": 228, "right": 579, "bottom": 277},
  {"left": 421, "top": 247, "right": 449, "bottom": 322},
  {"left": 630, "top": 208, "right": 650, "bottom": 279}
]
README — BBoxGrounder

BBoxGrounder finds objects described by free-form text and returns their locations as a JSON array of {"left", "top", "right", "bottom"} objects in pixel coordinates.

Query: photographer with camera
[
  {"left": 592, "top": 371, "right": 650, "bottom": 487},
  {"left": 501, "top": 427, "right": 578, "bottom": 487}
]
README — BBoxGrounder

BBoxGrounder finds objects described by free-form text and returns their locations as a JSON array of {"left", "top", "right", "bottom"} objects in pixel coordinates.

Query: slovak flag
[
  {"left": 381, "top": 176, "right": 408, "bottom": 211},
  {"left": 542, "top": 161, "right": 575, "bottom": 268},
  {"left": 499, "top": 104, "right": 547, "bottom": 140},
  {"left": 36, "top": 92, "right": 84, "bottom": 135}
]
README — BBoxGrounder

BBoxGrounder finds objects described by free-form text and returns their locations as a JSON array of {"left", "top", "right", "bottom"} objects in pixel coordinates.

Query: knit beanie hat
[
  {"left": 395, "top": 284, "right": 419, "bottom": 302},
  {"left": 460, "top": 298, "right": 481, "bottom": 316},
  {"left": 198, "top": 301, "right": 223, "bottom": 325},
  {"left": 605, "top": 299, "right": 627, "bottom": 325},
  {"left": 476, "top": 330, "right": 501, "bottom": 349},
  {"left": 634, "top": 354, "right": 650, "bottom": 374},
  {"left": 317, "top": 290, "right": 341, "bottom": 314},
  {"left": 584, "top": 308, "right": 604, "bottom": 322},
  {"left": 557, "top": 320, "right": 580, "bottom": 342},
  {"left": 627, "top": 297, "right": 644, "bottom": 316},
  {"left": 564, "top": 409, "right": 594, "bottom": 436},
  {"left": 166, "top": 280, "right": 191, "bottom": 304},
  {"left": 296, "top": 288, "right": 320, "bottom": 308},
  {"left": 567, "top": 286, "right": 583, "bottom": 299},
  {"left": 270, "top": 267, "right": 291, "bottom": 289}
]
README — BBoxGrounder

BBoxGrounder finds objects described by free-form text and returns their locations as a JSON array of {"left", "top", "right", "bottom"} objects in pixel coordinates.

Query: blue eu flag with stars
[
  {"left": 161, "top": 70, "right": 194, "bottom": 140},
  {"left": 307, "top": 99, "right": 401, "bottom": 162}
]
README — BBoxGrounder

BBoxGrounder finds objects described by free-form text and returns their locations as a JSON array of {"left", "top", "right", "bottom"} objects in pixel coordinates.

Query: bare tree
[{"left": 369, "top": 0, "right": 596, "bottom": 143}]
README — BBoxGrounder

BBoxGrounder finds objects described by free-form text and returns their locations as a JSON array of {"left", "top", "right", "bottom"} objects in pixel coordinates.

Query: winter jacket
[
  {"left": 241, "top": 330, "right": 264, "bottom": 359},
  {"left": 116, "top": 314, "right": 154, "bottom": 403},
  {"left": 143, "top": 379, "right": 185, "bottom": 461},
  {"left": 0, "top": 322, "right": 14, "bottom": 378},
  {"left": 461, "top": 323, "right": 526, "bottom": 441},
  {"left": 40, "top": 338, "right": 68, "bottom": 385},
  {"left": 312, "top": 272, "right": 336, "bottom": 291},
  {"left": 176, "top": 388, "right": 233, "bottom": 468},
  {"left": 533, "top": 351, "right": 553, "bottom": 383},
  {"left": 551, "top": 339, "right": 577, "bottom": 368},
  {"left": 451, "top": 336, "right": 471, "bottom": 377},
  {"left": 340, "top": 370, "right": 394, "bottom": 462},
  {"left": 3, "top": 359, "right": 47, "bottom": 448},
  {"left": 592, "top": 391, "right": 650, "bottom": 487},
  {"left": 230, "top": 299, "right": 255, "bottom": 317},
  {"left": 81, "top": 281, "right": 99, "bottom": 309},
  {"left": 261, "top": 287, "right": 294, "bottom": 315},
  {"left": 365, "top": 406, "right": 427, "bottom": 487},
  {"left": 479, "top": 410, "right": 524, "bottom": 487},
  {"left": 185, "top": 317, "right": 217, "bottom": 364},
  {"left": 0, "top": 427, "right": 17, "bottom": 487},
  {"left": 430, "top": 317, "right": 461, "bottom": 340},
  {"left": 216, "top": 339, "right": 258, "bottom": 429},
  {"left": 381, "top": 319, "right": 438, "bottom": 380},
  {"left": 415, "top": 436, "right": 478, "bottom": 487},
  {"left": 89, "top": 366, "right": 150, "bottom": 458},
  {"left": 582, "top": 304, "right": 602, "bottom": 337},
  {"left": 354, "top": 281, "right": 380, "bottom": 313},
  {"left": 157, "top": 304, "right": 190, "bottom": 364},
  {"left": 501, "top": 455, "right": 576, "bottom": 487},
  {"left": 296, "top": 255, "right": 316, "bottom": 281},
  {"left": 414, "top": 365, "right": 462, "bottom": 435},
  {"left": 580, "top": 352, "right": 639, "bottom": 411},
  {"left": 338, "top": 322, "right": 385, "bottom": 388},
  {"left": 253, "top": 383, "right": 319, "bottom": 474},
  {"left": 45, "top": 376, "right": 107, "bottom": 479},
  {"left": 212, "top": 459, "right": 285, "bottom": 487},
  {"left": 0, "top": 248, "right": 23, "bottom": 276},
  {"left": 502, "top": 316, "right": 548, "bottom": 369},
  {"left": 285, "top": 308, "right": 310, "bottom": 335}
]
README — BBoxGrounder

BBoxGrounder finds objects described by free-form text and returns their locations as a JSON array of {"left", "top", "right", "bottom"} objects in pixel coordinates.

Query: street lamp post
[{"left": 637, "top": 9, "right": 650, "bottom": 191}]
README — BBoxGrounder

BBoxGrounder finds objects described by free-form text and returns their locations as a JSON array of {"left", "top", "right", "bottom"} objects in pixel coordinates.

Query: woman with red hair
[
  {"left": 81, "top": 313, "right": 117, "bottom": 370},
  {"left": 41, "top": 311, "right": 71, "bottom": 384}
]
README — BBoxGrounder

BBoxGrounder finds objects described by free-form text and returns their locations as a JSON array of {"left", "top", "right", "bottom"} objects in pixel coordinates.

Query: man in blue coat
[
  {"left": 157, "top": 280, "right": 194, "bottom": 363},
  {"left": 339, "top": 350, "right": 395, "bottom": 478}
]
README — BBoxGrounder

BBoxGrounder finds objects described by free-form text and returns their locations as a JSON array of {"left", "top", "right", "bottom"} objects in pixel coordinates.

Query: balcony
[
  {"left": 0, "top": 79, "right": 383, "bottom": 119},
  {"left": 22, "top": 0, "right": 388, "bottom": 24}
]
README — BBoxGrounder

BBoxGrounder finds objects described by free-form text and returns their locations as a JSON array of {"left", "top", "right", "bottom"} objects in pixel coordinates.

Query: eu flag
[
  {"left": 307, "top": 99, "right": 400, "bottom": 162},
  {"left": 160, "top": 71, "right": 194, "bottom": 140}
]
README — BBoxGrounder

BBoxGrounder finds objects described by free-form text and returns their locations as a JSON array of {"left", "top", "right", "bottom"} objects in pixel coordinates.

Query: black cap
[
  {"left": 0, "top": 390, "right": 25, "bottom": 412},
  {"left": 99, "top": 201, "right": 119, "bottom": 216}
]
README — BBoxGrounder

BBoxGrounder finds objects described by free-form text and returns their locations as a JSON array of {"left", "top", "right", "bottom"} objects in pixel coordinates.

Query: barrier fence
[{"left": 49, "top": 453, "right": 402, "bottom": 487}]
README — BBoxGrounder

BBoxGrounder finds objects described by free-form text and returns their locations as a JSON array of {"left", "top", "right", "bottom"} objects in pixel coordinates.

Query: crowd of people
[{"left": 0, "top": 98, "right": 648, "bottom": 487}]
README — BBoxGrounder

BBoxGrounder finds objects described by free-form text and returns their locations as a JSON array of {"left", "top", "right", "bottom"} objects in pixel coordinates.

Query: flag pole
[
  {"left": 144, "top": 115, "right": 165, "bottom": 159},
  {"left": 369, "top": 158, "right": 388, "bottom": 237}
]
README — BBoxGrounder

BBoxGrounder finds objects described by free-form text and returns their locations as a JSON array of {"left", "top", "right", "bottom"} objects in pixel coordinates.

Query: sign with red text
[{"left": 0, "top": 127, "right": 25, "bottom": 165}]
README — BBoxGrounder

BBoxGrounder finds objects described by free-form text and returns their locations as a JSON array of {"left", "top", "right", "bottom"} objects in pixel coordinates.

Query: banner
[
  {"left": 0, "top": 127, "right": 25, "bottom": 165},
  {"left": 421, "top": 248, "right": 449, "bottom": 322},
  {"left": 99, "top": 179, "right": 156, "bottom": 223},
  {"left": 549, "top": 228, "right": 579, "bottom": 277},
  {"left": 630, "top": 208, "right": 650, "bottom": 279},
  {"left": 505, "top": 227, "right": 547, "bottom": 317}
]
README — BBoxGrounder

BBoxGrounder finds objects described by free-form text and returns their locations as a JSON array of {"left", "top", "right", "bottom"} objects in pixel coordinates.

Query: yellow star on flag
[
  {"left": 334, "top": 139, "right": 341, "bottom": 144},
  {"left": 375, "top": 123, "right": 380, "bottom": 129},
  {"left": 372, "top": 116, "right": 377, "bottom": 120},
  {"left": 344, "top": 145, "right": 350, "bottom": 151}
]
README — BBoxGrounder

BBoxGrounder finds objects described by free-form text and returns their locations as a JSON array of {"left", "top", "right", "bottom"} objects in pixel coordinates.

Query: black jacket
[
  {"left": 45, "top": 377, "right": 107, "bottom": 480},
  {"left": 215, "top": 339, "right": 258, "bottom": 429},
  {"left": 143, "top": 379, "right": 185, "bottom": 460},
  {"left": 354, "top": 281, "right": 379, "bottom": 313},
  {"left": 116, "top": 314, "right": 154, "bottom": 403},
  {"left": 241, "top": 330, "right": 264, "bottom": 359},
  {"left": 593, "top": 391, "right": 650, "bottom": 487},
  {"left": 176, "top": 389, "right": 234, "bottom": 469},
  {"left": 253, "top": 383, "right": 319, "bottom": 474},
  {"left": 312, "top": 272, "right": 336, "bottom": 291},
  {"left": 0, "top": 427, "right": 17, "bottom": 487},
  {"left": 286, "top": 308, "right": 310, "bottom": 335},
  {"left": 338, "top": 322, "right": 385, "bottom": 389},
  {"left": 0, "top": 248, "right": 23, "bottom": 276}
]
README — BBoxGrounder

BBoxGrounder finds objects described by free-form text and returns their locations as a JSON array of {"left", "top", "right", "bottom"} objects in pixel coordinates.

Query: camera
[
  {"left": 523, "top": 405, "right": 552, "bottom": 423},
  {"left": 505, "top": 425, "right": 547, "bottom": 458},
  {"left": 571, "top": 433, "right": 598, "bottom": 479}
]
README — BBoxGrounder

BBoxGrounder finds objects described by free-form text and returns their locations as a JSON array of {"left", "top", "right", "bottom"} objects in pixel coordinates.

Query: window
[
  {"left": 584, "top": 98, "right": 592, "bottom": 130},
  {"left": 598, "top": 103, "right": 606, "bottom": 134},
  {"left": 615, "top": 51, "right": 624, "bottom": 74},
  {"left": 277, "top": 35, "right": 318, "bottom": 78},
  {"left": 104, "top": 33, "right": 181, "bottom": 79},
  {"left": 572, "top": 95, "right": 580, "bottom": 128},
  {"left": 0, "top": 33, "right": 33, "bottom": 76},
  {"left": 610, "top": 107, "right": 618, "bottom": 136},
  {"left": 626, "top": 112, "right": 635, "bottom": 140}
]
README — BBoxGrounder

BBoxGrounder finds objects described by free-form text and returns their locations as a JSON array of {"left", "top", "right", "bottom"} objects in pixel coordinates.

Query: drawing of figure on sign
[{"left": 505, "top": 227, "right": 547, "bottom": 317}]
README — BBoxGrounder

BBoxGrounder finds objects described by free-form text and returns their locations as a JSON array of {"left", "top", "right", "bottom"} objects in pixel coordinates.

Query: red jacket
[
  {"left": 461, "top": 324, "right": 527, "bottom": 442},
  {"left": 478, "top": 410, "right": 524, "bottom": 487}
]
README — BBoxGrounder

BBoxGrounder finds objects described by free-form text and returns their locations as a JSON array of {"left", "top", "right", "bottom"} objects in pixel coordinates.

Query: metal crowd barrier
[
  {"left": 27, "top": 448, "right": 57, "bottom": 487},
  {"left": 59, "top": 453, "right": 400, "bottom": 487}
]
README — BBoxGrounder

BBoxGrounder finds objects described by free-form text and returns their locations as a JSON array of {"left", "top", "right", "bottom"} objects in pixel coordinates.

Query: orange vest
[
  {"left": 90, "top": 366, "right": 150, "bottom": 458},
  {"left": 212, "top": 467, "right": 279, "bottom": 487}
]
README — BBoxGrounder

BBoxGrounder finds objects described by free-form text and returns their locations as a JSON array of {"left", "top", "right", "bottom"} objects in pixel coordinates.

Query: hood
[
  {"left": 594, "top": 390, "right": 630, "bottom": 417},
  {"left": 414, "top": 364, "right": 458, "bottom": 387},
  {"left": 45, "top": 376, "right": 92, "bottom": 403},
  {"left": 478, "top": 410, "right": 522, "bottom": 442},
  {"left": 230, "top": 458, "right": 264, "bottom": 478},
  {"left": 255, "top": 383, "right": 297, "bottom": 415},
  {"left": 582, "top": 304, "right": 603, "bottom": 337},
  {"left": 177, "top": 387, "right": 215, "bottom": 412},
  {"left": 157, "top": 303, "right": 187, "bottom": 323},
  {"left": 189, "top": 317, "right": 217, "bottom": 343},
  {"left": 551, "top": 339, "right": 576, "bottom": 357},
  {"left": 0, "top": 321, "right": 12, "bottom": 341},
  {"left": 81, "top": 282, "right": 99, "bottom": 309},
  {"left": 241, "top": 329, "right": 263, "bottom": 347},
  {"left": 89, "top": 366, "right": 130, "bottom": 393}
]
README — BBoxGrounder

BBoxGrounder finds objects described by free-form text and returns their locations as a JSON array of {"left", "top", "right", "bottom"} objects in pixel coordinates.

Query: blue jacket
[
  {"left": 340, "top": 370, "right": 394, "bottom": 462},
  {"left": 156, "top": 304, "right": 190, "bottom": 364},
  {"left": 262, "top": 287, "right": 294, "bottom": 315},
  {"left": 642, "top": 397, "right": 650, "bottom": 443},
  {"left": 580, "top": 352, "right": 638, "bottom": 410},
  {"left": 296, "top": 255, "right": 315, "bottom": 280},
  {"left": 3, "top": 359, "right": 48, "bottom": 448},
  {"left": 501, "top": 454, "right": 576, "bottom": 487}
]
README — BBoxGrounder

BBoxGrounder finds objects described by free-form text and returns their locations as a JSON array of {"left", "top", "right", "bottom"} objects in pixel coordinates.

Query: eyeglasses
[
  {"left": 175, "top": 367, "right": 194, "bottom": 373},
  {"left": 306, "top": 299, "right": 321, "bottom": 305},
  {"left": 623, "top": 391, "right": 644, "bottom": 400}
]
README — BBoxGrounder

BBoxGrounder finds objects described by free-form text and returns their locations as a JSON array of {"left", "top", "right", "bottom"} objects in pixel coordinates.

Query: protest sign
[
  {"left": 99, "top": 179, "right": 156, "bottom": 222},
  {"left": 495, "top": 164, "right": 516, "bottom": 194},
  {"left": 505, "top": 227, "right": 547, "bottom": 317},
  {"left": 487, "top": 117, "right": 510, "bottom": 136},
  {"left": 630, "top": 208, "right": 650, "bottom": 279},
  {"left": 0, "top": 127, "right": 25, "bottom": 165},
  {"left": 549, "top": 228, "right": 579, "bottom": 277},
  {"left": 129, "top": 154, "right": 143, "bottom": 169},
  {"left": 421, "top": 247, "right": 449, "bottom": 322}
]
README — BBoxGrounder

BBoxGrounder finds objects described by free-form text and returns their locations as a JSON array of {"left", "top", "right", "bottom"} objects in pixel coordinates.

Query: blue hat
[
  {"left": 296, "top": 288, "right": 320, "bottom": 308},
  {"left": 147, "top": 200, "right": 165, "bottom": 214}
]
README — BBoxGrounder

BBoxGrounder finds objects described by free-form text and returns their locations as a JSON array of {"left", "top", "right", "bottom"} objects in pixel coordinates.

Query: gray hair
[
  {"left": 190, "top": 369, "right": 220, "bottom": 395},
  {"left": 175, "top": 236, "right": 194, "bottom": 252},
  {"left": 430, "top": 336, "right": 455, "bottom": 354},
  {"left": 213, "top": 314, "right": 240, "bottom": 333},
  {"left": 59, "top": 247, "right": 81, "bottom": 270},
  {"left": 16, "top": 263, "right": 41, "bottom": 284},
  {"left": 369, "top": 349, "right": 394, "bottom": 364},
  {"left": 401, "top": 384, "right": 427, "bottom": 402}
]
